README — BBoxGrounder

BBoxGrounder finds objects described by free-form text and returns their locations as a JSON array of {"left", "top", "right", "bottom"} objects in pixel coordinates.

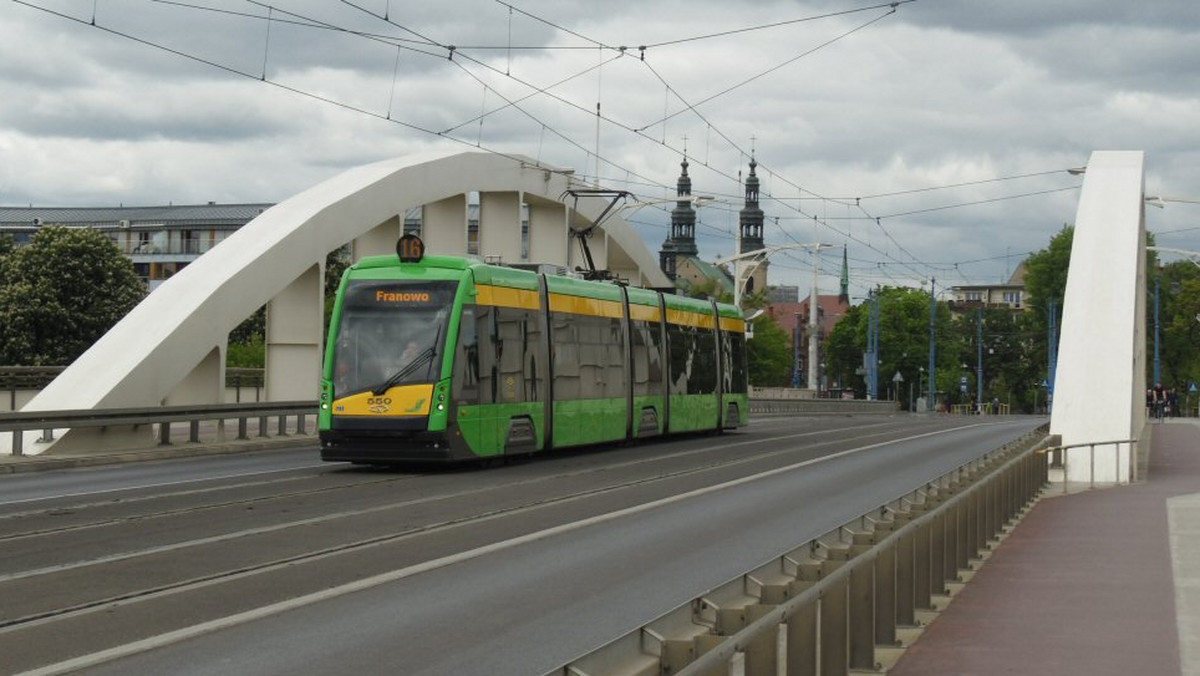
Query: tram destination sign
[{"left": 344, "top": 280, "right": 456, "bottom": 310}]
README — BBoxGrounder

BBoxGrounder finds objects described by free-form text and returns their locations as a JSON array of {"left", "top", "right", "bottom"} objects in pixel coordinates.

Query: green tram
[{"left": 318, "top": 235, "right": 749, "bottom": 464}]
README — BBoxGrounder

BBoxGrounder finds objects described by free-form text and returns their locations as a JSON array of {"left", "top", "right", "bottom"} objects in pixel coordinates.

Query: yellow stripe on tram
[
  {"left": 666, "top": 308, "right": 717, "bottom": 330},
  {"left": 476, "top": 284, "right": 541, "bottom": 310},
  {"left": 628, "top": 303, "right": 662, "bottom": 322},
  {"left": 720, "top": 316, "right": 746, "bottom": 333},
  {"left": 549, "top": 293, "right": 625, "bottom": 319}
]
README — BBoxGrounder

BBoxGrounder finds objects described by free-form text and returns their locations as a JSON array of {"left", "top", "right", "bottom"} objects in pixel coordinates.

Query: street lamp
[
  {"left": 917, "top": 366, "right": 925, "bottom": 412},
  {"left": 713, "top": 242, "right": 833, "bottom": 391}
]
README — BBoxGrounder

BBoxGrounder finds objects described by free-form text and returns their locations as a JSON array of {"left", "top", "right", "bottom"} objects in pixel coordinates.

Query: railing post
[
  {"left": 1116, "top": 442, "right": 1122, "bottom": 484},
  {"left": 913, "top": 520, "right": 932, "bottom": 612},
  {"left": 1089, "top": 443, "right": 1095, "bottom": 489},
  {"left": 928, "top": 507, "right": 947, "bottom": 597},
  {"left": 1062, "top": 447, "right": 1069, "bottom": 495},
  {"left": 13, "top": 429, "right": 23, "bottom": 456},
  {"left": 259, "top": 416, "right": 269, "bottom": 438},
  {"left": 786, "top": 579, "right": 819, "bottom": 676},
  {"left": 874, "top": 542, "right": 897, "bottom": 646},
  {"left": 848, "top": 547, "right": 876, "bottom": 671},
  {"left": 237, "top": 416, "right": 249, "bottom": 440},
  {"left": 893, "top": 514, "right": 916, "bottom": 629},
  {"left": 189, "top": 420, "right": 201, "bottom": 443},
  {"left": 955, "top": 498, "right": 970, "bottom": 572},
  {"left": 159, "top": 421, "right": 172, "bottom": 446},
  {"left": 820, "top": 580, "right": 849, "bottom": 676},
  {"left": 277, "top": 415, "right": 288, "bottom": 437},
  {"left": 744, "top": 605, "right": 777, "bottom": 676}
]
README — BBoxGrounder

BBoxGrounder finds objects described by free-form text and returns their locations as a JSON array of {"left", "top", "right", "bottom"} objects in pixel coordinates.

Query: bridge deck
[{"left": 891, "top": 419, "right": 1199, "bottom": 676}]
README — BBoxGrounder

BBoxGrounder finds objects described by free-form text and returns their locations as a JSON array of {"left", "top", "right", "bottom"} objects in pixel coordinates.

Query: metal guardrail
[
  {"left": 0, "top": 367, "right": 265, "bottom": 389},
  {"left": 0, "top": 401, "right": 316, "bottom": 457},
  {"left": 2, "top": 367, "right": 267, "bottom": 412},
  {"left": 748, "top": 398, "right": 899, "bottom": 416},
  {"left": 1044, "top": 438, "right": 1138, "bottom": 493},
  {"left": 550, "top": 428, "right": 1051, "bottom": 676},
  {"left": 949, "top": 403, "right": 1011, "bottom": 415}
]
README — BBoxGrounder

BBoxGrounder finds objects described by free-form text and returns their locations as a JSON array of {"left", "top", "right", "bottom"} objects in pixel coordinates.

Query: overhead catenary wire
[
  {"left": 18, "top": 0, "right": 1066, "bottom": 292},
  {"left": 636, "top": 6, "right": 900, "bottom": 132}
]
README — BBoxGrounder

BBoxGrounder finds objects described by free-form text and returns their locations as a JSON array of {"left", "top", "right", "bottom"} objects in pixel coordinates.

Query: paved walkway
[{"left": 891, "top": 419, "right": 1199, "bottom": 676}]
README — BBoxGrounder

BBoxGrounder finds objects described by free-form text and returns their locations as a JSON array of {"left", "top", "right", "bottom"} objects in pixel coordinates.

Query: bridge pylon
[{"left": 1049, "top": 150, "right": 1146, "bottom": 484}]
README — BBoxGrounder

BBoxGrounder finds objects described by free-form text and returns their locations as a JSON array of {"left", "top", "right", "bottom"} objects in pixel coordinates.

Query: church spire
[
  {"left": 671, "top": 156, "right": 698, "bottom": 256},
  {"left": 659, "top": 155, "right": 698, "bottom": 281},
  {"left": 738, "top": 154, "right": 764, "bottom": 253}
]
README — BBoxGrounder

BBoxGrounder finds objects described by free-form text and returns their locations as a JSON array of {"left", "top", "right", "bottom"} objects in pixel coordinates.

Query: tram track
[
  {"left": 0, "top": 418, "right": 931, "bottom": 636},
  {"left": 0, "top": 416, "right": 891, "bottom": 544}
]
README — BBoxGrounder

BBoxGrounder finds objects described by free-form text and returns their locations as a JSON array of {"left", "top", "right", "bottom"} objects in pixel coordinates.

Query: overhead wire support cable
[
  {"left": 11, "top": 0, "right": 572, "bottom": 177},
  {"left": 842, "top": 168, "right": 1078, "bottom": 201},
  {"left": 494, "top": 0, "right": 617, "bottom": 51},
  {"left": 640, "top": 0, "right": 914, "bottom": 48},
  {"left": 636, "top": 6, "right": 900, "bottom": 131},
  {"left": 877, "top": 185, "right": 1082, "bottom": 219},
  {"left": 337, "top": 0, "right": 445, "bottom": 49}
]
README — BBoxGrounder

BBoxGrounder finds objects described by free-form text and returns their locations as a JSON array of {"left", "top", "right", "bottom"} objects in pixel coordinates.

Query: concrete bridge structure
[
  {"left": 13, "top": 150, "right": 669, "bottom": 454},
  {"left": 6, "top": 149, "right": 1153, "bottom": 464},
  {"left": 1049, "top": 150, "right": 1148, "bottom": 485}
]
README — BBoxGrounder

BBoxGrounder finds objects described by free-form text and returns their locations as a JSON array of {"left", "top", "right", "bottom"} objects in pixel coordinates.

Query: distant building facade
[
  {"left": 0, "top": 204, "right": 271, "bottom": 290},
  {"left": 767, "top": 285, "right": 799, "bottom": 304},
  {"left": 948, "top": 263, "right": 1027, "bottom": 314}
]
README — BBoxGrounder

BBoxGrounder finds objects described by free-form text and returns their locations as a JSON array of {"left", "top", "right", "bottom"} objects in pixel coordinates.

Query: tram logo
[{"left": 367, "top": 397, "right": 392, "bottom": 414}]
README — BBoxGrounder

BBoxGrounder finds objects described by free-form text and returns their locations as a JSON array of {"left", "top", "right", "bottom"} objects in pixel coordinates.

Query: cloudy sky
[{"left": 2, "top": 0, "right": 1198, "bottom": 298}]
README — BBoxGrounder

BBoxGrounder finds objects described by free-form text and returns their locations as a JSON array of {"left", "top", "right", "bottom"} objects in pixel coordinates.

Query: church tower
[
  {"left": 659, "top": 157, "right": 698, "bottom": 280},
  {"left": 738, "top": 155, "right": 767, "bottom": 298}
]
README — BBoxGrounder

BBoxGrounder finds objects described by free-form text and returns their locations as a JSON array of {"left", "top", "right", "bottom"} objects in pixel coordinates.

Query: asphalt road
[{"left": 0, "top": 413, "right": 1044, "bottom": 676}]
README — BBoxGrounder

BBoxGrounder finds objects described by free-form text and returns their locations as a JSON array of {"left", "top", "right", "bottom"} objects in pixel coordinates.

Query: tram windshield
[{"left": 331, "top": 280, "right": 458, "bottom": 397}]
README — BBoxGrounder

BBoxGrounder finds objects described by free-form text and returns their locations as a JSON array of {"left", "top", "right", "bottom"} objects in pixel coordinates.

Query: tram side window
[
  {"left": 724, "top": 331, "right": 748, "bottom": 394},
  {"left": 602, "top": 316, "right": 626, "bottom": 398},
  {"left": 631, "top": 319, "right": 663, "bottom": 397},
  {"left": 692, "top": 326, "right": 717, "bottom": 395},
  {"left": 454, "top": 305, "right": 484, "bottom": 405},
  {"left": 552, "top": 311, "right": 627, "bottom": 400},
  {"left": 493, "top": 307, "right": 543, "bottom": 403},
  {"left": 667, "top": 323, "right": 692, "bottom": 396}
]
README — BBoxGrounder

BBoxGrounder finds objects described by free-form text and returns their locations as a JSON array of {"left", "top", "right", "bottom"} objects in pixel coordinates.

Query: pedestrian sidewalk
[{"left": 890, "top": 419, "right": 1199, "bottom": 675}]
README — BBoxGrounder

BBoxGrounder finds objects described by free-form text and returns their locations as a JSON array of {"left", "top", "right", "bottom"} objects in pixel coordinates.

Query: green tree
[
  {"left": 747, "top": 314, "right": 792, "bottom": 386},
  {"left": 0, "top": 227, "right": 145, "bottom": 365},
  {"left": 1023, "top": 224, "right": 1073, "bottom": 322},
  {"left": 0, "top": 234, "right": 14, "bottom": 261},
  {"left": 681, "top": 277, "right": 732, "bottom": 304},
  {"left": 1157, "top": 260, "right": 1200, "bottom": 390},
  {"left": 825, "top": 286, "right": 962, "bottom": 407}
]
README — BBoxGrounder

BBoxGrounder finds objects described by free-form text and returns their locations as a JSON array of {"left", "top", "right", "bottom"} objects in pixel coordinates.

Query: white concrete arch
[
  {"left": 1049, "top": 150, "right": 1147, "bottom": 484},
  {"left": 21, "top": 150, "right": 670, "bottom": 453}
]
